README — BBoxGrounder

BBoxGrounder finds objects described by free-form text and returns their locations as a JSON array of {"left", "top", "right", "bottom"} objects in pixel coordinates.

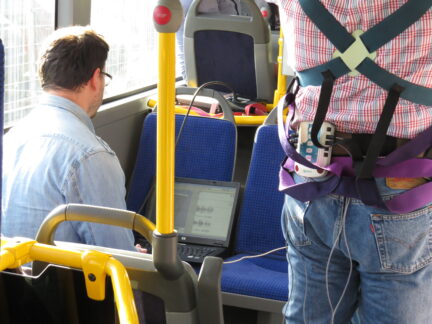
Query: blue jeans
[{"left": 282, "top": 174, "right": 432, "bottom": 324}]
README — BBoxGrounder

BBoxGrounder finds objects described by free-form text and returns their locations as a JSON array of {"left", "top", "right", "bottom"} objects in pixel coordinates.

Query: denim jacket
[{"left": 1, "top": 94, "right": 135, "bottom": 251}]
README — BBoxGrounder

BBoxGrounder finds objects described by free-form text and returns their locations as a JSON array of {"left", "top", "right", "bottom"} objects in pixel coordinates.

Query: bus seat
[
  {"left": 0, "top": 266, "right": 116, "bottom": 324},
  {"left": 126, "top": 103, "right": 237, "bottom": 214},
  {"left": 221, "top": 111, "right": 287, "bottom": 323},
  {"left": 31, "top": 203, "right": 228, "bottom": 324},
  {"left": 183, "top": 0, "right": 276, "bottom": 103}
]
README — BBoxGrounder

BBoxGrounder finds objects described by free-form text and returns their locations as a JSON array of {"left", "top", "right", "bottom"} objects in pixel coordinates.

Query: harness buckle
[{"left": 332, "top": 30, "right": 377, "bottom": 77}]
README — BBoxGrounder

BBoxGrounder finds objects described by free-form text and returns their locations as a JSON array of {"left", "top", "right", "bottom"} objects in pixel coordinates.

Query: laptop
[{"left": 137, "top": 177, "right": 241, "bottom": 263}]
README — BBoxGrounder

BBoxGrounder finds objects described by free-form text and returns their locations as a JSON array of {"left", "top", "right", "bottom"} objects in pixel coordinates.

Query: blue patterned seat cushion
[{"left": 222, "top": 253, "right": 288, "bottom": 301}]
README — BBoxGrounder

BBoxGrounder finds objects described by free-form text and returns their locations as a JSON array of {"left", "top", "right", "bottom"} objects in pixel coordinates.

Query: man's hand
[{"left": 135, "top": 243, "right": 148, "bottom": 253}]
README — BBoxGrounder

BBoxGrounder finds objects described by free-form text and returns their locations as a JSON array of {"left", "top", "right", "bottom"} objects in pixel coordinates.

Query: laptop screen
[
  {"left": 144, "top": 177, "right": 240, "bottom": 246},
  {"left": 175, "top": 178, "right": 239, "bottom": 241}
]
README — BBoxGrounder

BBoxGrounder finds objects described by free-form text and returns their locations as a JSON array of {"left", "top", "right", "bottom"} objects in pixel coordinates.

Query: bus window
[
  {"left": 0, "top": 0, "right": 55, "bottom": 127},
  {"left": 91, "top": 0, "right": 180, "bottom": 100}
]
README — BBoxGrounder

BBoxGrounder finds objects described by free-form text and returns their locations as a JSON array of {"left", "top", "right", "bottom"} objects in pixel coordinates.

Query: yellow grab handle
[
  {"left": 273, "top": 29, "right": 287, "bottom": 107},
  {"left": 0, "top": 237, "right": 138, "bottom": 324}
]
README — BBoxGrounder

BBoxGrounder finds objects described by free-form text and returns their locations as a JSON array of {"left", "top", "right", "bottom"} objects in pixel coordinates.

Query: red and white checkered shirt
[{"left": 277, "top": 0, "right": 432, "bottom": 139}]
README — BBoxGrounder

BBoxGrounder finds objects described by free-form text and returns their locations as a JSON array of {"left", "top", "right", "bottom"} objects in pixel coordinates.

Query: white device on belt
[{"left": 294, "top": 121, "right": 335, "bottom": 178}]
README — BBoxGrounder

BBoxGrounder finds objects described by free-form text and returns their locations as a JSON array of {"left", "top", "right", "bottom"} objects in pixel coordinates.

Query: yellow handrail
[
  {"left": 147, "top": 103, "right": 270, "bottom": 126},
  {"left": 0, "top": 237, "right": 138, "bottom": 324},
  {"left": 272, "top": 29, "right": 287, "bottom": 108},
  {"left": 105, "top": 258, "right": 138, "bottom": 323},
  {"left": 173, "top": 106, "right": 268, "bottom": 124},
  {"left": 156, "top": 33, "right": 176, "bottom": 235}
]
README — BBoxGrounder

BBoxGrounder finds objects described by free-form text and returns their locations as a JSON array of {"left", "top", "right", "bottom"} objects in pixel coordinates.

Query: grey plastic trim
[
  {"left": 254, "top": 43, "right": 276, "bottom": 102},
  {"left": 257, "top": 311, "right": 285, "bottom": 324},
  {"left": 185, "top": 0, "right": 269, "bottom": 44},
  {"left": 152, "top": 231, "right": 184, "bottom": 280},
  {"left": 166, "top": 309, "right": 199, "bottom": 324},
  {"left": 183, "top": 37, "right": 197, "bottom": 85},
  {"left": 56, "top": 0, "right": 91, "bottom": 27},
  {"left": 35, "top": 204, "right": 155, "bottom": 245},
  {"left": 264, "top": 104, "right": 279, "bottom": 125},
  {"left": 271, "top": 31, "right": 280, "bottom": 63},
  {"left": 222, "top": 292, "right": 285, "bottom": 314},
  {"left": 35, "top": 204, "right": 138, "bottom": 246},
  {"left": 197, "top": 257, "right": 224, "bottom": 324}
]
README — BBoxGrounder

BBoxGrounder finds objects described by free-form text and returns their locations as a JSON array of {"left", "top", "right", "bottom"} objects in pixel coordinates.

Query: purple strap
[
  {"left": 277, "top": 97, "right": 321, "bottom": 170},
  {"left": 277, "top": 94, "right": 432, "bottom": 214}
]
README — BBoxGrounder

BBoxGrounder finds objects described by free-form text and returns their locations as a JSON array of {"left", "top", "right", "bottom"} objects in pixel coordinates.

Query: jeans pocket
[
  {"left": 371, "top": 205, "right": 432, "bottom": 274},
  {"left": 283, "top": 196, "right": 311, "bottom": 247}
]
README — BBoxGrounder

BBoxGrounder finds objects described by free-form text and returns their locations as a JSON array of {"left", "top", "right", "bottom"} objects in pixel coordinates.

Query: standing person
[
  {"left": 273, "top": 1, "right": 432, "bottom": 323},
  {"left": 2, "top": 26, "right": 135, "bottom": 251}
]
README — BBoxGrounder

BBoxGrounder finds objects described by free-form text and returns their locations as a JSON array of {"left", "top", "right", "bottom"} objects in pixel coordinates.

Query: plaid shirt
[{"left": 278, "top": 0, "right": 432, "bottom": 139}]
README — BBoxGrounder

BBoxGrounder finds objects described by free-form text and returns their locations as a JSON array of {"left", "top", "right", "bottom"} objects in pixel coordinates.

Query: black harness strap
[
  {"left": 311, "top": 70, "right": 335, "bottom": 148},
  {"left": 357, "top": 83, "right": 405, "bottom": 179},
  {"left": 354, "top": 84, "right": 404, "bottom": 210},
  {"left": 297, "top": 0, "right": 432, "bottom": 106}
]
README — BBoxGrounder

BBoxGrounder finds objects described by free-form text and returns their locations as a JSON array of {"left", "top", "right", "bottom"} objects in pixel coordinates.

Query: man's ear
[{"left": 88, "top": 68, "right": 101, "bottom": 90}]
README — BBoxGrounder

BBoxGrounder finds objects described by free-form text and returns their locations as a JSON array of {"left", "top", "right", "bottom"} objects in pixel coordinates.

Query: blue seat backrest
[
  {"left": 233, "top": 124, "right": 286, "bottom": 255},
  {"left": 127, "top": 113, "right": 237, "bottom": 212},
  {"left": 194, "top": 30, "right": 257, "bottom": 100}
]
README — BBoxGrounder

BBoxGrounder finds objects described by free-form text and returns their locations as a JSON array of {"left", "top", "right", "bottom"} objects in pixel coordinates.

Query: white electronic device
[{"left": 294, "top": 121, "right": 335, "bottom": 178}]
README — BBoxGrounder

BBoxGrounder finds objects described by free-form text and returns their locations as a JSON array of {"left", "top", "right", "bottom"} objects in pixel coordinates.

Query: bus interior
[{"left": 0, "top": 0, "right": 292, "bottom": 323}]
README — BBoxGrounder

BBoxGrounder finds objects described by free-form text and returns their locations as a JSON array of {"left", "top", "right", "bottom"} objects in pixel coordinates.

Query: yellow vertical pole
[
  {"left": 153, "top": 0, "right": 183, "bottom": 234},
  {"left": 156, "top": 32, "right": 176, "bottom": 234},
  {"left": 273, "top": 29, "right": 287, "bottom": 107}
]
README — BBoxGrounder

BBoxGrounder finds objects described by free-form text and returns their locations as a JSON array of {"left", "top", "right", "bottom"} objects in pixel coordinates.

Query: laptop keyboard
[
  {"left": 177, "top": 244, "right": 218, "bottom": 263},
  {"left": 137, "top": 239, "right": 219, "bottom": 263}
]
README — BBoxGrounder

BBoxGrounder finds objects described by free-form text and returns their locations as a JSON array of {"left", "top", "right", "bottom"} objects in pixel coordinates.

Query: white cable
[
  {"left": 223, "top": 246, "right": 287, "bottom": 264},
  {"left": 332, "top": 199, "right": 353, "bottom": 323},
  {"left": 285, "top": 244, "right": 293, "bottom": 319},
  {"left": 302, "top": 254, "right": 309, "bottom": 324},
  {"left": 325, "top": 220, "right": 342, "bottom": 323},
  {"left": 326, "top": 198, "right": 353, "bottom": 324}
]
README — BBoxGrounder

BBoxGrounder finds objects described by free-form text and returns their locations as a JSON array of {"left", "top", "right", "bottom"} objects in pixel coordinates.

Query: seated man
[{"left": 1, "top": 26, "right": 134, "bottom": 251}]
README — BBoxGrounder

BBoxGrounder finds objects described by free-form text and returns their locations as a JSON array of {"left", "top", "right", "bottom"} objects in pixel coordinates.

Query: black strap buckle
[{"left": 284, "top": 76, "right": 300, "bottom": 107}]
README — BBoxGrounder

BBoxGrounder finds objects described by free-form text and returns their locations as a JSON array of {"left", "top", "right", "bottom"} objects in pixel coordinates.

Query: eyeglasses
[{"left": 101, "top": 71, "right": 112, "bottom": 86}]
